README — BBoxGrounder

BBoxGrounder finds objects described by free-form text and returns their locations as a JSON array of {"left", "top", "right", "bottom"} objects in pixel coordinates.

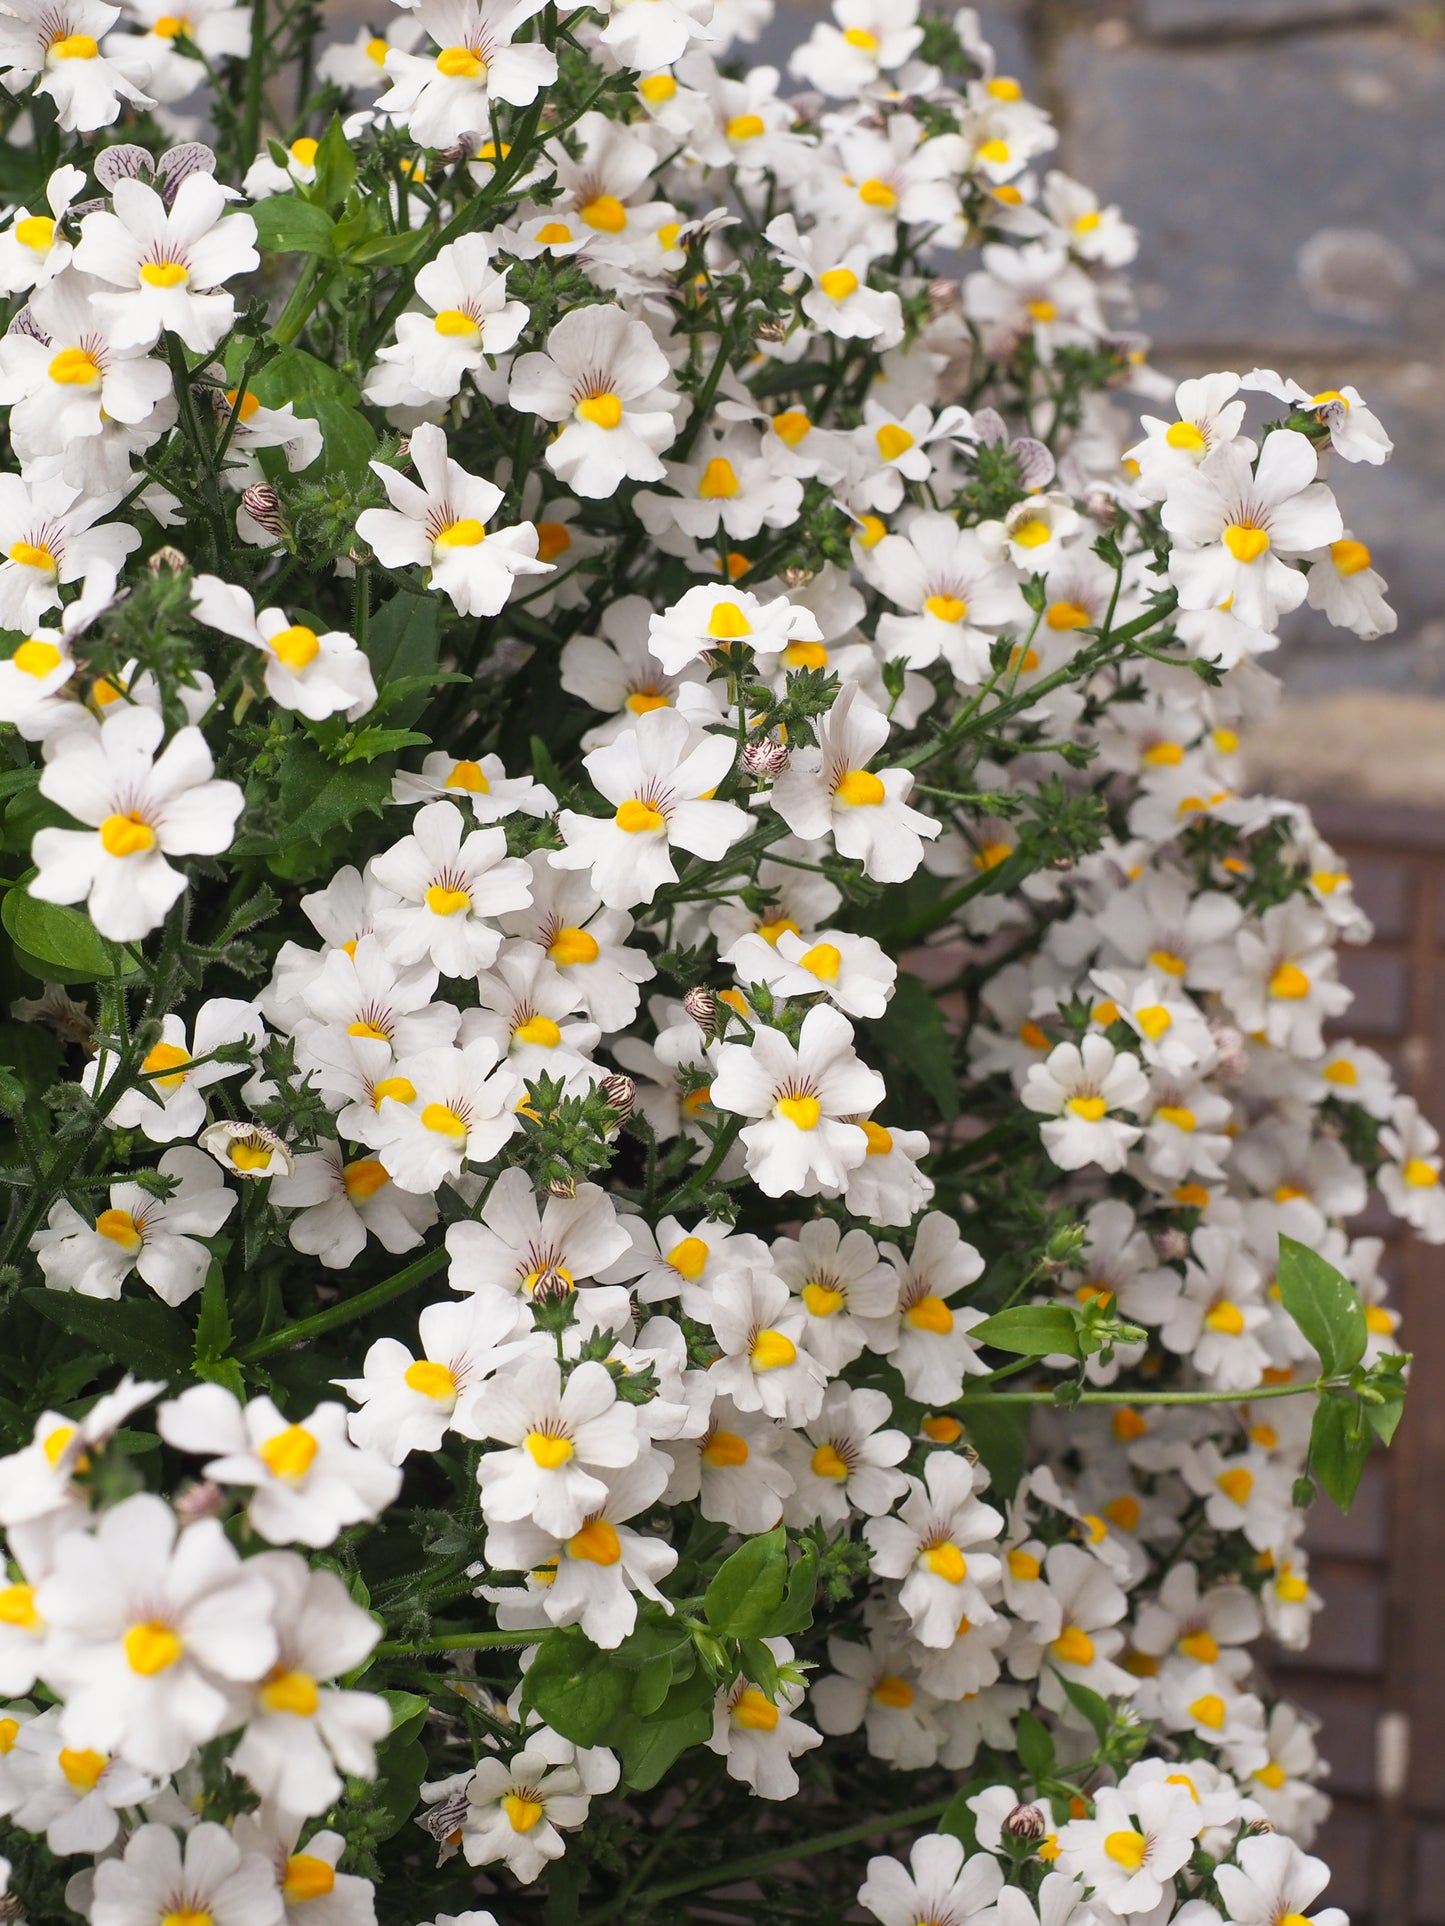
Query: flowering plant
[{"left": 0, "top": 1, "right": 1425, "bottom": 1923}]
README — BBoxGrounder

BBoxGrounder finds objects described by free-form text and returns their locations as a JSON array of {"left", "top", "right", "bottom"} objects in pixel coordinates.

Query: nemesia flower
[
  {"left": 190, "top": 575, "right": 377, "bottom": 721},
  {"left": 73, "top": 174, "right": 259, "bottom": 352},
  {"left": 32, "top": 1145, "right": 235, "bottom": 1305},
  {"left": 508, "top": 306, "right": 681, "bottom": 499},
  {"left": 710, "top": 1004, "right": 885, "bottom": 1199}
]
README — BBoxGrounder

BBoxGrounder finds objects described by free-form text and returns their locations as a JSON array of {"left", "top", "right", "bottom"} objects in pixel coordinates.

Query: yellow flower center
[
  {"left": 283, "top": 1855, "right": 337, "bottom": 1902},
  {"left": 50, "top": 31, "right": 99, "bottom": 55},
  {"left": 14, "top": 215, "right": 54, "bottom": 251},
  {"left": 433, "top": 307, "right": 479, "bottom": 337},
  {"left": 1008, "top": 1549, "right": 1041, "bottom": 1581},
  {"left": 1155, "top": 1104, "right": 1195, "bottom": 1132},
  {"left": 1216, "top": 1467, "right": 1254, "bottom": 1505},
  {"left": 124, "top": 1620, "right": 183, "bottom": 1675},
  {"left": 503, "top": 1792, "right": 545, "bottom": 1831},
  {"left": 667, "top": 1235, "right": 710, "bottom": 1280},
  {"left": 99, "top": 812, "right": 157, "bottom": 857},
  {"left": 95, "top": 1206, "right": 144, "bottom": 1252},
  {"left": 12, "top": 637, "right": 63, "bottom": 677},
  {"left": 49, "top": 346, "right": 102, "bottom": 386},
  {"left": 750, "top": 1328, "right": 797, "bottom": 1370},
  {"left": 802, "top": 1281, "right": 847, "bottom": 1318},
  {"left": 727, "top": 112, "right": 766, "bottom": 140},
  {"left": 699, "top": 456, "right": 741, "bottom": 500},
  {"left": 834, "top": 768, "right": 885, "bottom": 807},
  {"left": 875, "top": 423, "right": 914, "bottom": 462},
  {"left": 640, "top": 73, "right": 675, "bottom": 102},
  {"left": 58, "top": 1746, "right": 107, "bottom": 1790},
  {"left": 810, "top": 1442, "right": 850, "bottom": 1480},
  {"left": 535, "top": 222, "right": 574, "bottom": 245},
  {"left": 548, "top": 925, "right": 599, "bottom": 966},
  {"left": 435, "top": 43, "right": 484, "bottom": 76},
  {"left": 1269, "top": 961, "right": 1310, "bottom": 999},
  {"left": 526, "top": 1430, "right": 574, "bottom": 1469},
  {"left": 9, "top": 540, "right": 56, "bottom": 572},
  {"left": 859, "top": 176, "right": 897, "bottom": 208},
  {"left": 775, "top": 1094, "right": 820, "bottom": 1130},
  {"left": 1178, "top": 1629, "right": 1219, "bottom": 1664},
  {"left": 425, "top": 883, "right": 471, "bottom": 916},
  {"left": 404, "top": 1359, "right": 458, "bottom": 1401},
  {"left": 577, "top": 392, "right": 623, "bottom": 429},
  {"left": 1205, "top": 1300, "right": 1245, "bottom": 1336},
  {"left": 1165, "top": 420, "right": 1207, "bottom": 452},
  {"left": 842, "top": 25, "right": 878, "bottom": 48},
  {"left": 568, "top": 1519, "right": 622, "bottom": 1565},
  {"left": 1404, "top": 1158, "right": 1439, "bottom": 1188},
  {"left": 773, "top": 409, "right": 812, "bottom": 447},
  {"left": 906, "top": 1294, "right": 954, "bottom": 1334},
  {"left": 514, "top": 1014, "right": 562, "bottom": 1048},
  {"left": 139, "top": 260, "right": 189, "bottom": 287},
  {"left": 1222, "top": 522, "right": 1270, "bottom": 563},
  {"left": 581, "top": 194, "right": 628, "bottom": 232},
  {"left": 445, "top": 759, "right": 490, "bottom": 792},
  {"left": 732, "top": 1687, "right": 780, "bottom": 1730},
  {"left": 923, "top": 1542, "right": 966, "bottom": 1583},
  {"left": 373, "top": 1077, "right": 416, "bottom": 1108},
  {"left": 270, "top": 623, "right": 320, "bottom": 671},
  {"left": 0, "top": 1584, "right": 39, "bottom": 1629},
  {"left": 1010, "top": 517, "right": 1052, "bottom": 549},
  {"left": 818, "top": 267, "right": 859, "bottom": 301},
  {"left": 1254, "top": 1762, "right": 1288, "bottom": 1790},
  {"left": 161, "top": 1911, "right": 213, "bottom": 1926},
  {"left": 435, "top": 517, "right": 485, "bottom": 549},
  {"left": 261, "top": 1667, "right": 321, "bottom": 1717},
  {"left": 1330, "top": 538, "right": 1371, "bottom": 575},
  {"left": 1051, "top": 1626, "right": 1095, "bottom": 1666},
  {"left": 1104, "top": 1830, "right": 1148, "bottom": 1871},
  {"left": 1067, "top": 1095, "right": 1108, "bottom": 1121},
  {"left": 616, "top": 798, "right": 666, "bottom": 834},
  {"left": 0, "top": 1718, "right": 17, "bottom": 1753},
  {"left": 536, "top": 520, "right": 572, "bottom": 562},
  {"left": 421, "top": 1102, "right": 469, "bottom": 1139},
  {"left": 871, "top": 1673, "right": 913, "bottom": 1706},
  {"left": 702, "top": 1428, "right": 749, "bottom": 1467},
  {"left": 258, "top": 1424, "right": 320, "bottom": 1481},
  {"left": 861, "top": 1120, "right": 893, "bottom": 1154},
  {"left": 1189, "top": 1693, "right": 1226, "bottom": 1729}
]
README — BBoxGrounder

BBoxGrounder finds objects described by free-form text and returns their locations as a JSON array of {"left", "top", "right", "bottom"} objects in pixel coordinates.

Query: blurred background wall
[{"left": 324, "top": 0, "right": 1445, "bottom": 1912}]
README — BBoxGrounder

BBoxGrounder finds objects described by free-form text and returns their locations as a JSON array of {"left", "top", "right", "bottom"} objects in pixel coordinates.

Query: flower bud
[
  {"left": 240, "top": 483, "right": 286, "bottom": 535},
  {"left": 927, "top": 276, "right": 961, "bottom": 316},
  {"left": 1085, "top": 488, "right": 1117, "bottom": 527},
  {"left": 754, "top": 319, "right": 788, "bottom": 344},
  {"left": 147, "top": 545, "right": 188, "bottom": 574},
  {"left": 781, "top": 564, "right": 815, "bottom": 590},
  {"left": 1209, "top": 1023, "right": 1249, "bottom": 1081},
  {"left": 1153, "top": 1227, "right": 1188, "bottom": 1263},
  {"left": 683, "top": 987, "right": 718, "bottom": 1036},
  {"left": 598, "top": 1072, "right": 635, "bottom": 1123},
  {"left": 174, "top": 1479, "right": 226, "bottom": 1526},
  {"left": 547, "top": 1176, "right": 577, "bottom": 1200},
  {"left": 1003, "top": 1803, "right": 1048, "bottom": 1843},
  {"left": 531, "top": 1264, "right": 573, "bottom": 1304},
  {"left": 742, "top": 738, "right": 789, "bottom": 779}
]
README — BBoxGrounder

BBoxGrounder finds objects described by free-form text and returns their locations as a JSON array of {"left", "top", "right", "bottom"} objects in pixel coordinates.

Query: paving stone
[
  {"left": 1140, "top": 0, "right": 1419, "bottom": 35},
  {"left": 1054, "top": 27, "right": 1445, "bottom": 357}
]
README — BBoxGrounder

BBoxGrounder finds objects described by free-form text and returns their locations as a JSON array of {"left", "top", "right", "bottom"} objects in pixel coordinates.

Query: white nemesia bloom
[
  {"left": 73, "top": 174, "right": 259, "bottom": 352},
  {"left": 190, "top": 575, "right": 377, "bottom": 721}
]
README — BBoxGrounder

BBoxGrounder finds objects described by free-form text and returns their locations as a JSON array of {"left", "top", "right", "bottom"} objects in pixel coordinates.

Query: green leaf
[
  {"left": 762, "top": 1539, "right": 818, "bottom": 1636},
  {"left": 522, "top": 1627, "right": 631, "bottom": 1746},
  {"left": 345, "top": 227, "right": 429, "bottom": 267},
  {"left": 1058, "top": 1676, "right": 1110, "bottom": 1741},
  {"left": 874, "top": 971, "right": 959, "bottom": 1122},
  {"left": 2, "top": 884, "right": 137, "bottom": 983},
  {"left": 938, "top": 1777, "right": 991, "bottom": 1850},
  {"left": 1366, "top": 1389, "right": 1406, "bottom": 1447},
  {"left": 236, "top": 742, "right": 394, "bottom": 858},
  {"left": 245, "top": 344, "right": 358, "bottom": 409},
  {"left": 251, "top": 196, "right": 336, "bottom": 257},
  {"left": 703, "top": 1525, "right": 788, "bottom": 1639},
  {"left": 300, "top": 396, "right": 377, "bottom": 489},
  {"left": 310, "top": 113, "right": 356, "bottom": 208},
  {"left": 617, "top": 1703, "right": 714, "bottom": 1790},
  {"left": 358, "top": 1736, "right": 428, "bottom": 1841},
  {"left": 963, "top": 1400, "right": 1032, "bottom": 1501},
  {"left": 1309, "top": 1393, "right": 1370, "bottom": 1511},
  {"left": 24, "top": 1289, "right": 191, "bottom": 1381},
  {"left": 341, "top": 727, "right": 430, "bottom": 766},
  {"left": 1016, "top": 1708, "right": 1055, "bottom": 1780},
  {"left": 970, "top": 1304, "right": 1081, "bottom": 1359},
  {"left": 365, "top": 593, "right": 442, "bottom": 729},
  {"left": 1276, "top": 1235, "right": 1367, "bottom": 1377},
  {"left": 380, "top": 1689, "right": 430, "bottom": 1745},
  {"left": 191, "top": 1265, "right": 242, "bottom": 1395}
]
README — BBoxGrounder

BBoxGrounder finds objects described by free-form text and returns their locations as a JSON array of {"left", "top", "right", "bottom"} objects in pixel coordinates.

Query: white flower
[
  {"left": 337, "top": 1294, "right": 533, "bottom": 1463},
  {"left": 1021, "top": 1035, "right": 1149, "bottom": 1173},
  {"left": 73, "top": 174, "right": 259, "bottom": 352},
  {"left": 864, "top": 1453, "right": 1004, "bottom": 1647},
  {"left": 1305, "top": 532, "right": 1396, "bottom": 639},
  {"left": 647, "top": 582, "right": 821, "bottom": 678},
  {"left": 369, "top": 800, "right": 534, "bottom": 975},
  {"left": 1222, "top": 899, "right": 1351, "bottom": 1057},
  {"left": 367, "top": 1037, "right": 522, "bottom": 1193},
  {"left": 709, "top": 1638, "right": 822, "bottom": 1799},
  {"left": 1055, "top": 1781, "right": 1199, "bottom": 1917},
  {"left": 447, "top": 1166, "right": 633, "bottom": 1306},
  {"left": 1125, "top": 372, "right": 1251, "bottom": 502},
  {"left": 771, "top": 1218, "right": 897, "bottom": 1373},
  {"left": 35, "top": 1491, "right": 278, "bottom": 1775},
  {"left": 663, "top": 1394, "right": 795, "bottom": 1533},
  {"left": 198, "top": 1118, "right": 296, "bottom": 1181},
  {"left": 858, "top": 1834, "right": 1004, "bottom": 1926},
  {"left": 810, "top": 1632, "right": 941, "bottom": 1770},
  {"left": 726, "top": 925, "right": 896, "bottom": 1020},
  {"left": 32, "top": 1145, "right": 235, "bottom": 1305},
  {"left": 475, "top": 1356, "right": 640, "bottom": 1538},
  {"left": 90, "top": 1821, "right": 284, "bottom": 1926},
  {"left": 766, "top": 684, "right": 939, "bottom": 883},
  {"left": 268, "top": 1143, "right": 437, "bottom": 1268},
  {"left": 553, "top": 706, "right": 749, "bottom": 910},
  {"left": 31, "top": 705, "right": 244, "bottom": 941},
  {"left": 376, "top": 0, "right": 557, "bottom": 147},
  {"left": 482, "top": 1455, "right": 677, "bottom": 1648},
  {"left": 873, "top": 1211, "right": 990, "bottom": 1404},
  {"left": 1162, "top": 430, "right": 1343, "bottom": 632},
  {"left": 1214, "top": 1834, "right": 1347, "bottom": 1926},
  {"left": 702, "top": 1265, "right": 829, "bottom": 1425},
  {"left": 452, "top": 1743, "right": 590, "bottom": 1882},
  {"left": 0, "top": 470, "right": 138, "bottom": 629},
  {"left": 356, "top": 422, "right": 548, "bottom": 617},
  {"left": 0, "top": 0, "right": 153, "bottom": 131},
  {"left": 766, "top": 214, "right": 903, "bottom": 346},
  {"left": 87, "top": 996, "right": 263, "bottom": 1143},
  {"left": 869, "top": 511, "right": 1028, "bottom": 679},
  {"left": 1378, "top": 1096, "right": 1445, "bottom": 1241},
  {"left": 782, "top": 1382, "right": 909, "bottom": 1526},
  {"left": 789, "top": 0, "right": 923, "bottom": 98},
  {"left": 508, "top": 306, "right": 680, "bottom": 498},
  {"left": 710, "top": 1004, "right": 886, "bottom": 1199},
  {"left": 111, "top": 0, "right": 250, "bottom": 103},
  {"left": 365, "top": 233, "right": 528, "bottom": 410},
  {"left": 5, "top": 1704, "right": 154, "bottom": 1855},
  {"left": 190, "top": 575, "right": 377, "bottom": 722},
  {"left": 391, "top": 749, "right": 557, "bottom": 821},
  {"left": 157, "top": 1387, "right": 403, "bottom": 1548},
  {"left": 230, "top": 1552, "right": 389, "bottom": 1819},
  {"left": 0, "top": 163, "right": 84, "bottom": 294},
  {"left": 1244, "top": 367, "right": 1393, "bottom": 465}
]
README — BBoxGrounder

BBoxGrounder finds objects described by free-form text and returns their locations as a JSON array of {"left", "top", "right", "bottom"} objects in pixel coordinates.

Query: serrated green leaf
[
  {"left": 24, "top": 1288, "right": 191, "bottom": 1381},
  {"left": 1277, "top": 1235, "right": 1367, "bottom": 1378}
]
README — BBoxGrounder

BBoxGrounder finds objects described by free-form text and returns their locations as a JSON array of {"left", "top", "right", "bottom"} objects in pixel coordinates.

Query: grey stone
[
  {"left": 1054, "top": 27, "right": 1445, "bottom": 357},
  {"left": 1140, "top": 0, "right": 1417, "bottom": 35}
]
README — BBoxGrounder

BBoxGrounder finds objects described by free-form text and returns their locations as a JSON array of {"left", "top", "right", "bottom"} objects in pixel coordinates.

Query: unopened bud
[
  {"left": 531, "top": 1264, "right": 573, "bottom": 1304},
  {"left": 396, "top": 436, "right": 412, "bottom": 463},
  {"left": 147, "top": 544, "right": 188, "bottom": 574},
  {"left": 1085, "top": 488, "right": 1118, "bottom": 527},
  {"left": 547, "top": 1176, "right": 577, "bottom": 1200},
  {"left": 683, "top": 987, "right": 718, "bottom": 1036},
  {"left": 1003, "top": 1803, "right": 1048, "bottom": 1843},
  {"left": 240, "top": 483, "right": 286, "bottom": 535},
  {"left": 437, "top": 135, "right": 477, "bottom": 163},
  {"left": 927, "top": 276, "right": 961, "bottom": 316},
  {"left": 174, "top": 1479, "right": 226, "bottom": 1526},
  {"left": 781, "top": 565, "right": 815, "bottom": 590},
  {"left": 1243, "top": 1819, "right": 1275, "bottom": 1836},
  {"left": 1153, "top": 1228, "right": 1188, "bottom": 1263},
  {"left": 598, "top": 1072, "right": 635, "bottom": 1123},
  {"left": 0, "top": 1892, "right": 22, "bottom": 1920},
  {"left": 754, "top": 319, "right": 787, "bottom": 344},
  {"left": 1209, "top": 1023, "right": 1248, "bottom": 1081},
  {"left": 349, "top": 545, "right": 373, "bottom": 567},
  {"left": 742, "top": 738, "right": 790, "bottom": 780}
]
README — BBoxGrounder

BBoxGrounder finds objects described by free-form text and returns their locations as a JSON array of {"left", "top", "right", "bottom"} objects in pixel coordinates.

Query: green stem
[
  {"left": 582, "top": 1799, "right": 952, "bottom": 1923},
  {"left": 242, "top": 0, "right": 267, "bottom": 160},
  {"left": 236, "top": 1244, "right": 448, "bottom": 1360},
  {"left": 372, "top": 1629, "right": 550, "bottom": 1656},
  {"left": 270, "top": 257, "right": 328, "bottom": 347},
  {"left": 960, "top": 1376, "right": 1327, "bottom": 1408}
]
